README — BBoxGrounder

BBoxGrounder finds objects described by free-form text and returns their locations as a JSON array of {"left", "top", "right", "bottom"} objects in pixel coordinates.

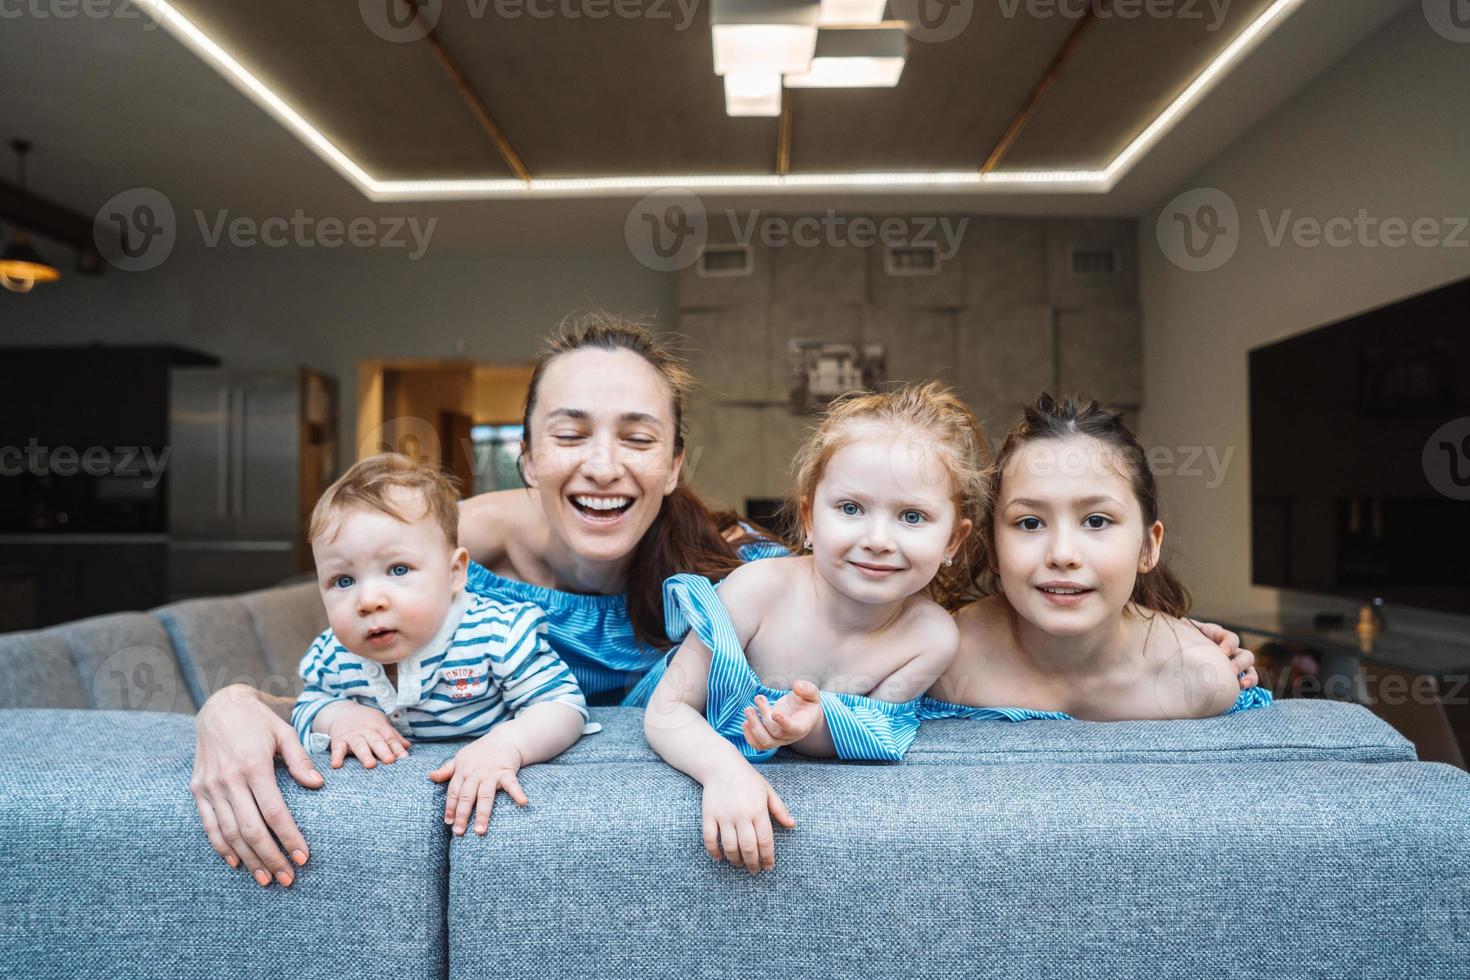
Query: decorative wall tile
[
  {"left": 1045, "top": 218, "right": 1138, "bottom": 310},
  {"left": 1056, "top": 307, "right": 1143, "bottom": 407},
  {"left": 958, "top": 305, "right": 1055, "bottom": 430}
]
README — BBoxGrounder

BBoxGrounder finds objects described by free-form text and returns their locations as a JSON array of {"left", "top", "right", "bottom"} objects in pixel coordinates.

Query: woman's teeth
[{"left": 572, "top": 495, "right": 632, "bottom": 512}]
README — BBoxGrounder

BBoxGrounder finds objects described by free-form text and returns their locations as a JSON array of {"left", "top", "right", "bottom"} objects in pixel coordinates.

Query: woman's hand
[
  {"left": 741, "top": 681, "right": 823, "bottom": 752},
  {"left": 1191, "top": 620, "right": 1259, "bottom": 689},
  {"left": 190, "top": 684, "right": 325, "bottom": 888},
  {"left": 701, "top": 762, "right": 796, "bottom": 875},
  {"left": 427, "top": 737, "right": 527, "bottom": 836},
  {"left": 315, "top": 701, "right": 412, "bottom": 770}
]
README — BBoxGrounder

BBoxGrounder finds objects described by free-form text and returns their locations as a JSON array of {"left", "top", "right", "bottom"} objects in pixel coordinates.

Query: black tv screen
[{"left": 1249, "top": 275, "right": 1470, "bottom": 616}]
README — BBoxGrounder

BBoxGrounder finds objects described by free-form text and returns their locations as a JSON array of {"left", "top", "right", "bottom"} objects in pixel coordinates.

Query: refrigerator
[{"left": 167, "top": 368, "right": 336, "bottom": 599}]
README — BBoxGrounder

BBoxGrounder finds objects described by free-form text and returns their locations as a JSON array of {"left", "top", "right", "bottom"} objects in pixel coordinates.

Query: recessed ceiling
[{"left": 141, "top": 0, "right": 1308, "bottom": 198}]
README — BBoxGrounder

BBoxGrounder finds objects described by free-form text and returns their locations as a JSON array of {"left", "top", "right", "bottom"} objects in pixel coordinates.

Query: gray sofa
[{"left": 3, "top": 582, "right": 1469, "bottom": 979}]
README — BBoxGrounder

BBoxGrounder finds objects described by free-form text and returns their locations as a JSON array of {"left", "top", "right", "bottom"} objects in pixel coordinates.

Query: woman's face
[
  {"left": 994, "top": 436, "right": 1162, "bottom": 637},
  {"left": 521, "top": 347, "right": 683, "bottom": 566}
]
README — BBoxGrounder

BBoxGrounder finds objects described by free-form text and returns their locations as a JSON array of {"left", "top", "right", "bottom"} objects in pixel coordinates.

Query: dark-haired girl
[{"left": 926, "top": 394, "right": 1268, "bottom": 722}]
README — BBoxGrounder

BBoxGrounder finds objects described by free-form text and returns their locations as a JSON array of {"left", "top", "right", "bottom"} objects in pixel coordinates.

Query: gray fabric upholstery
[
  {"left": 54, "top": 612, "right": 192, "bottom": 714},
  {"left": 156, "top": 596, "right": 274, "bottom": 709},
  {"left": 1, "top": 710, "right": 451, "bottom": 980},
  {"left": 239, "top": 581, "right": 326, "bottom": 698},
  {"left": 0, "top": 627, "right": 89, "bottom": 709}
]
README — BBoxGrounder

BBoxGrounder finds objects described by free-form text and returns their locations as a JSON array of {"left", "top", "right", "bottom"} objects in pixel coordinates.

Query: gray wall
[
  {"left": 675, "top": 216, "right": 1143, "bottom": 511},
  {"left": 1137, "top": 5, "right": 1470, "bottom": 625}
]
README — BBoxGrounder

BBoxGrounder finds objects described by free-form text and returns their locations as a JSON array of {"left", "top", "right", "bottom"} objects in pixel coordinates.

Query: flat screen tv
[{"left": 1249, "top": 275, "right": 1470, "bottom": 616}]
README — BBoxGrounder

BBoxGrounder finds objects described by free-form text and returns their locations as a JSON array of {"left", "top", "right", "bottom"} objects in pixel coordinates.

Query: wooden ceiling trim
[
  {"left": 777, "top": 92, "right": 793, "bottom": 176},
  {"left": 980, "top": 0, "right": 1112, "bottom": 174},
  {"left": 411, "top": 5, "right": 532, "bottom": 181}
]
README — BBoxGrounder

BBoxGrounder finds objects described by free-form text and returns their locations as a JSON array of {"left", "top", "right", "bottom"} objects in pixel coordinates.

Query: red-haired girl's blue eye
[
  {"left": 333, "top": 575, "right": 354, "bottom": 590},
  {"left": 840, "top": 501, "right": 862, "bottom": 517},
  {"left": 389, "top": 564, "right": 410, "bottom": 576}
]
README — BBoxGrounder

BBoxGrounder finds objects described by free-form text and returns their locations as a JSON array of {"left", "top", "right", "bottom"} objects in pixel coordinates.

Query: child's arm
[
  {"left": 293, "top": 633, "right": 411, "bottom": 770},
  {"left": 428, "top": 603, "right": 589, "bottom": 836},
  {"left": 744, "top": 604, "right": 958, "bottom": 759},
  {"left": 644, "top": 630, "right": 796, "bottom": 875}
]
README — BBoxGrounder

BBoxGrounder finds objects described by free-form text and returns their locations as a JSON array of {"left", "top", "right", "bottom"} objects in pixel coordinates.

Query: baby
[{"left": 293, "top": 452, "right": 593, "bottom": 836}]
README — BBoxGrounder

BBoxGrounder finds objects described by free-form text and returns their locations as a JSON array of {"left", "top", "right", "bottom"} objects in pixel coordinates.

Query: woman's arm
[
  {"left": 190, "top": 684, "right": 325, "bottom": 889},
  {"left": 457, "top": 490, "right": 519, "bottom": 567}
]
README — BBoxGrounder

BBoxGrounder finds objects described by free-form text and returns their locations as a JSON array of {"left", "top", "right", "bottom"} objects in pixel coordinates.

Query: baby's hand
[
  {"left": 315, "top": 701, "right": 411, "bottom": 770},
  {"left": 427, "top": 737, "right": 526, "bottom": 836},
  {"left": 742, "top": 680, "right": 823, "bottom": 752},
  {"left": 701, "top": 763, "right": 796, "bottom": 875}
]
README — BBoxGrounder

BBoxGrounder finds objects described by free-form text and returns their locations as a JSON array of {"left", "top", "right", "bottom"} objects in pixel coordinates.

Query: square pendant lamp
[
  {"left": 710, "top": 0, "right": 821, "bottom": 76},
  {"left": 724, "top": 69, "right": 783, "bottom": 116},
  {"left": 817, "top": 0, "right": 887, "bottom": 24},
  {"left": 784, "top": 27, "right": 907, "bottom": 88}
]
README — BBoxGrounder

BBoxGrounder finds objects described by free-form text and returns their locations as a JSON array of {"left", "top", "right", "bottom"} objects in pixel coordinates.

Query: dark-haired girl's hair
[
  {"left": 984, "top": 393, "right": 1191, "bottom": 618},
  {"left": 519, "top": 310, "right": 778, "bottom": 649}
]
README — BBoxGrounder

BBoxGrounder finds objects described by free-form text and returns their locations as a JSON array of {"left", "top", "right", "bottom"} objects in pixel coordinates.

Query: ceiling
[{"left": 0, "top": 0, "right": 1416, "bottom": 249}]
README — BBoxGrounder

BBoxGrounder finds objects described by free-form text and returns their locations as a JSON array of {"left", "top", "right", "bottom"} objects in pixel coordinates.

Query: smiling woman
[{"left": 187, "top": 311, "right": 786, "bottom": 890}]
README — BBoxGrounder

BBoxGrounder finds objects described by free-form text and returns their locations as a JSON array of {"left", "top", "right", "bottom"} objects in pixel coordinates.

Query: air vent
[
  {"left": 1070, "top": 247, "right": 1119, "bottom": 276},
  {"left": 697, "top": 245, "right": 752, "bottom": 278},
  {"left": 884, "top": 244, "right": 941, "bottom": 276}
]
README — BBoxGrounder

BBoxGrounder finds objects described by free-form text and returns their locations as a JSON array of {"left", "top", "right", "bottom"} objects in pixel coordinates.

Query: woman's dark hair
[
  {"left": 519, "top": 310, "right": 778, "bottom": 649},
  {"left": 983, "top": 392, "right": 1190, "bottom": 618}
]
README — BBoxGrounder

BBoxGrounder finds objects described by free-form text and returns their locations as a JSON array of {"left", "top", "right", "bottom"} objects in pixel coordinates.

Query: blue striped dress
[
  {"left": 632, "top": 573, "right": 924, "bottom": 763},
  {"left": 917, "top": 685, "right": 1274, "bottom": 721},
  {"left": 292, "top": 591, "right": 590, "bottom": 749},
  {"left": 466, "top": 537, "right": 789, "bottom": 703}
]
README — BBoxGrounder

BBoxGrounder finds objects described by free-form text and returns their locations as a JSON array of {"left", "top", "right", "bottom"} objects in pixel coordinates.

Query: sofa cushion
[
  {"left": 55, "top": 611, "right": 192, "bottom": 713},
  {"left": 553, "top": 700, "right": 1416, "bottom": 768},
  {"left": 156, "top": 596, "right": 274, "bottom": 709},
  {"left": 0, "top": 628, "right": 90, "bottom": 709},
  {"left": 239, "top": 581, "right": 326, "bottom": 698},
  {"left": 1, "top": 709, "right": 454, "bottom": 980},
  {"left": 447, "top": 746, "right": 1470, "bottom": 980}
]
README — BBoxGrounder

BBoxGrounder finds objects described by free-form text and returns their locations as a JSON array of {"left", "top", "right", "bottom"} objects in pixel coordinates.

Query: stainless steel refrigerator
[{"left": 167, "top": 368, "right": 336, "bottom": 599}]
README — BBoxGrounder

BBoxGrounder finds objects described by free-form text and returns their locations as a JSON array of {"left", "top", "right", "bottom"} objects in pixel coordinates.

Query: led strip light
[{"left": 137, "top": 0, "right": 1308, "bottom": 201}]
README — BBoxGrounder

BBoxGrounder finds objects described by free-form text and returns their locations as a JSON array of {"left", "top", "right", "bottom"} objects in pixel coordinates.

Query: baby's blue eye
[
  {"left": 389, "top": 564, "right": 410, "bottom": 577},
  {"left": 840, "top": 502, "right": 861, "bottom": 517},
  {"left": 332, "top": 575, "right": 354, "bottom": 590},
  {"left": 901, "top": 510, "right": 926, "bottom": 526},
  {"left": 1084, "top": 514, "right": 1112, "bottom": 530},
  {"left": 1017, "top": 517, "right": 1042, "bottom": 531}
]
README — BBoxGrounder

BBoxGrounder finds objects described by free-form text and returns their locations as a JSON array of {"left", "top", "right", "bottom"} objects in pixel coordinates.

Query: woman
[{"left": 190, "top": 313, "right": 1251, "bottom": 888}]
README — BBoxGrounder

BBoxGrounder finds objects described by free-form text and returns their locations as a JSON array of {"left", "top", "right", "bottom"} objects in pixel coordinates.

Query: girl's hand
[
  {"left": 701, "top": 763, "right": 796, "bottom": 874},
  {"left": 427, "top": 738, "right": 527, "bottom": 836},
  {"left": 741, "top": 680, "right": 823, "bottom": 752},
  {"left": 1191, "top": 619, "right": 1259, "bottom": 690},
  {"left": 315, "top": 701, "right": 412, "bottom": 770},
  {"left": 190, "top": 684, "right": 323, "bottom": 889}
]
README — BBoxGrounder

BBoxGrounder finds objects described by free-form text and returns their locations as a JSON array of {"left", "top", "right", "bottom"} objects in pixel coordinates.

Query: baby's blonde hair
[
  {"left": 784, "top": 381, "right": 993, "bottom": 610},
  {"left": 309, "top": 452, "right": 461, "bottom": 549}
]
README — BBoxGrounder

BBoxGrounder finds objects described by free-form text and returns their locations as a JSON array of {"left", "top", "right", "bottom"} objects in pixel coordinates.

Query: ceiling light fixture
[
  {"left": 724, "top": 70, "right": 784, "bottom": 117},
  {"left": 0, "top": 141, "right": 63, "bottom": 294},
  {"left": 784, "top": 28, "right": 906, "bottom": 88},
  {"left": 710, "top": 0, "right": 820, "bottom": 76},
  {"left": 818, "top": 0, "right": 887, "bottom": 25},
  {"left": 136, "top": 0, "right": 1308, "bottom": 199}
]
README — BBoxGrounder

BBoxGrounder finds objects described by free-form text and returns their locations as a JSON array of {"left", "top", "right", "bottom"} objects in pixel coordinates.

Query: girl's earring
[
  {"left": 803, "top": 536, "right": 812, "bottom": 551},
  {"left": 944, "top": 555, "right": 954, "bottom": 567}
]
